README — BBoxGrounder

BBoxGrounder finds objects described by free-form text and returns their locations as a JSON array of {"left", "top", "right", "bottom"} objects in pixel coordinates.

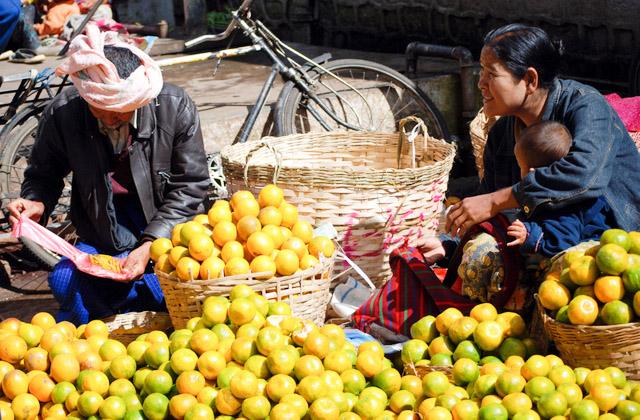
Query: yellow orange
[
  {"left": 538, "top": 279, "right": 572, "bottom": 311},
  {"left": 169, "top": 245, "right": 190, "bottom": 267},
  {"left": 237, "top": 215, "right": 262, "bottom": 242},
  {"left": 207, "top": 205, "right": 232, "bottom": 226},
  {"left": 230, "top": 190, "right": 255, "bottom": 209},
  {"left": 212, "top": 221, "right": 238, "bottom": 247},
  {"left": 199, "top": 256, "right": 225, "bottom": 280},
  {"left": 0, "top": 335, "right": 28, "bottom": 364},
  {"left": 308, "top": 236, "right": 335, "bottom": 259},
  {"left": 258, "top": 184, "right": 284, "bottom": 208},
  {"left": 250, "top": 256, "right": 277, "bottom": 280},
  {"left": 275, "top": 249, "right": 300, "bottom": 276},
  {"left": 172, "top": 223, "right": 185, "bottom": 246},
  {"left": 234, "top": 198, "right": 260, "bottom": 220},
  {"left": 225, "top": 257, "right": 251, "bottom": 276},
  {"left": 291, "top": 221, "right": 314, "bottom": 244},
  {"left": 281, "top": 237, "right": 308, "bottom": 260},
  {"left": 247, "top": 232, "right": 275, "bottom": 257},
  {"left": 300, "top": 254, "right": 319, "bottom": 271},
  {"left": 150, "top": 237, "right": 173, "bottom": 262},
  {"left": 30, "top": 312, "right": 56, "bottom": 332},
  {"left": 262, "top": 224, "right": 285, "bottom": 249},
  {"left": 258, "top": 206, "right": 282, "bottom": 227},
  {"left": 176, "top": 256, "right": 201, "bottom": 281},
  {"left": 221, "top": 241, "right": 245, "bottom": 263},
  {"left": 567, "top": 295, "right": 599, "bottom": 325},
  {"left": 593, "top": 275, "right": 626, "bottom": 303},
  {"left": 188, "top": 234, "right": 215, "bottom": 261},
  {"left": 279, "top": 203, "right": 299, "bottom": 229}
]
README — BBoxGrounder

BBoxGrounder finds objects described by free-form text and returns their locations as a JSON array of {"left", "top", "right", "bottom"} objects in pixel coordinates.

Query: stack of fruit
[
  {"left": 148, "top": 184, "right": 335, "bottom": 282},
  {"left": 401, "top": 303, "right": 540, "bottom": 373},
  {"left": 538, "top": 229, "right": 640, "bottom": 325}
]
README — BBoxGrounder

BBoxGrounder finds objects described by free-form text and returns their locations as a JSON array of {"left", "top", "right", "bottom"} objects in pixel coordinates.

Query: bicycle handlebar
[{"left": 184, "top": 0, "right": 255, "bottom": 49}]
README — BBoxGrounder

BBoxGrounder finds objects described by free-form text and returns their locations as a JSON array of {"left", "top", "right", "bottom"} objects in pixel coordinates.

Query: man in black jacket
[{"left": 6, "top": 25, "right": 209, "bottom": 325}]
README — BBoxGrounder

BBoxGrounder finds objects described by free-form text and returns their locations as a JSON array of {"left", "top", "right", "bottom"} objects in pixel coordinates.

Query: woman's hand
[
  {"left": 445, "top": 187, "right": 519, "bottom": 237},
  {"left": 6, "top": 198, "right": 45, "bottom": 226},
  {"left": 507, "top": 219, "right": 528, "bottom": 246},
  {"left": 122, "top": 242, "right": 152, "bottom": 282},
  {"left": 408, "top": 236, "right": 446, "bottom": 265}
]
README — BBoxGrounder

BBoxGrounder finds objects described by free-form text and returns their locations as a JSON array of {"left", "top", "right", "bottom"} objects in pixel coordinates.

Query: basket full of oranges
[
  {"left": 536, "top": 229, "right": 640, "bottom": 379},
  {"left": 151, "top": 185, "right": 336, "bottom": 330}
]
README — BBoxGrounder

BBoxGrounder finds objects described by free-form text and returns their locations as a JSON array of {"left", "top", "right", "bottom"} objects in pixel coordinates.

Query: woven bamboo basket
[
  {"left": 403, "top": 363, "right": 453, "bottom": 380},
  {"left": 221, "top": 117, "right": 456, "bottom": 288},
  {"left": 469, "top": 107, "right": 498, "bottom": 180},
  {"left": 536, "top": 296, "right": 640, "bottom": 379},
  {"left": 102, "top": 311, "right": 172, "bottom": 346},
  {"left": 156, "top": 251, "right": 335, "bottom": 330}
]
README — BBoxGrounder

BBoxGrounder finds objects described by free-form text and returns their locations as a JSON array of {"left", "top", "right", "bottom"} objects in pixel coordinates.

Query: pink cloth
[
  {"left": 55, "top": 24, "right": 163, "bottom": 112},
  {"left": 605, "top": 93, "right": 640, "bottom": 131}
]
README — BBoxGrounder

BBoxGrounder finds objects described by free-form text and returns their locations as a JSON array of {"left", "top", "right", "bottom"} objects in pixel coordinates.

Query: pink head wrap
[{"left": 56, "top": 24, "right": 163, "bottom": 112}]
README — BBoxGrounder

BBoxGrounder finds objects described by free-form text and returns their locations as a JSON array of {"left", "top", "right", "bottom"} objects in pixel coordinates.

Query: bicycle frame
[{"left": 156, "top": 0, "right": 364, "bottom": 143}]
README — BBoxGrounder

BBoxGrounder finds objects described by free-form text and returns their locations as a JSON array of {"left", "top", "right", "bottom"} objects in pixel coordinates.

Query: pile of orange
[
  {"left": 149, "top": 184, "right": 335, "bottom": 281},
  {"left": 539, "top": 229, "right": 640, "bottom": 325}
]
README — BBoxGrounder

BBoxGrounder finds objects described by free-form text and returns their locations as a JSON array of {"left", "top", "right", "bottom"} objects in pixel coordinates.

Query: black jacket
[{"left": 21, "top": 83, "right": 209, "bottom": 253}]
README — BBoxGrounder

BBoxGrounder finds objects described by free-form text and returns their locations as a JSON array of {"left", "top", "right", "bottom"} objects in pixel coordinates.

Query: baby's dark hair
[
  {"left": 516, "top": 120, "right": 572, "bottom": 168},
  {"left": 103, "top": 45, "right": 142, "bottom": 79}
]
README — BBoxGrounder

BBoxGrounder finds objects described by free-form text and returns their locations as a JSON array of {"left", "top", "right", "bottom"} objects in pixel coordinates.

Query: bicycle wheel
[
  {"left": 274, "top": 58, "right": 449, "bottom": 139},
  {"left": 0, "top": 115, "right": 76, "bottom": 269}
]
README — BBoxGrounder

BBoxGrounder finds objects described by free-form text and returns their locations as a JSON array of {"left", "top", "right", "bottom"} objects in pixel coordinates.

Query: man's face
[{"left": 88, "top": 104, "right": 134, "bottom": 128}]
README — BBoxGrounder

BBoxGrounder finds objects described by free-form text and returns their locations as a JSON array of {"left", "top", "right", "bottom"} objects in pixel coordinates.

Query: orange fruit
[
  {"left": 589, "top": 382, "right": 618, "bottom": 412},
  {"left": 171, "top": 222, "right": 186, "bottom": 246},
  {"left": 259, "top": 184, "right": 284, "bottom": 208},
  {"left": 225, "top": 257, "right": 250, "bottom": 277},
  {"left": 538, "top": 279, "right": 572, "bottom": 310},
  {"left": 356, "top": 351, "right": 383, "bottom": 378},
  {"left": 84, "top": 319, "right": 109, "bottom": 339},
  {"left": 212, "top": 220, "right": 238, "bottom": 247},
  {"left": 11, "top": 393, "right": 40, "bottom": 420},
  {"left": 234, "top": 198, "right": 260, "bottom": 220},
  {"left": 28, "top": 371, "right": 55, "bottom": 402},
  {"left": 247, "top": 232, "right": 275, "bottom": 257},
  {"left": 155, "top": 253, "right": 174, "bottom": 274},
  {"left": 279, "top": 203, "right": 299, "bottom": 229},
  {"left": 199, "top": 256, "right": 225, "bottom": 280},
  {"left": 261, "top": 224, "right": 285, "bottom": 249},
  {"left": 596, "top": 243, "right": 629, "bottom": 275},
  {"left": 601, "top": 300, "right": 632, "bottom": 324},
  {"left": 228, "top": 297, "right": 257, "bottom": 326},
  {"left": 280, "top": 226, "right": 293, "bottom": 241},
  {"left": 208, "top": 205, "right": 232, "bottom": 226},
  {"left": 150, "top": 237, "right": 173, "bottom": 262},
  {"left": 176, "top": 370, "right": 206, "bottom": 396},
  {"left": 24, "top": 347, "right": 50, "bottom": 372},
  {"left": 170, "top": 392, "right": 198, "bottom": 419},
  {"left": 295, "top": 355, "right": 325, "bottom": 380},
  {"left": 303, "top": 332, "right": 331, "bottom": 360},
  {"left": 221, "top": 240, "right": 245, "bottom": 263},
  {"left": 180, "top": 221, "right": 206, "bottom": 247},
  {"left": 31, "top": 312, "right": 56, "bottom": 332},
  {"left": 291, "top": 221, "right": 314, "bottom": 244},
  {"left": 143, "top": 392, "right": 170, "bottom": 420},
  {"left": 570, "top": 255, "right": 600, "bottom": 286},
  {"left": 250, "top": 255, "right": 277, "bottom": 279},
  {"left": 215, "top": 386, "right": 243, "bottom": 415},
  {"left": 275, "top": 249, "right": 300, "bottom": 276},
  {"left": 0, "top": 335, "right": 28, "bottom": 364},
  {"left": 176, "top": 256, "right": 201, "bottom": 281},
  {"left": 258, "top": 206, "right": 282, "bottom": 227},
  {"left": 169, "top": 245, "right": 190, "bottom": 267},
  {"left": 76, "top": 350, "right": 102, "bottom": 372},
  {"left": 594, "top": 275, "right": 626, "bottom": 303},
  {"left": 562, "top": 250, "right": 586, "bottom": 270},
  {"left": 567, "top": 295, "right": 599, "bottom": 325},
  {"left": 2, "top": 368, "right": 29, "bottom": 399},
  {"left": 50, "top": 354, "right": 80, "bottom": 383},
  {"left": 472, "top": 320, "right": 503, "bottom": 352},
  {"left": 230, "top": 190, "right": 255, "bottom": 209},
  {"left": 601, "top": 228, "right": 631, "bottom": 250},
  {"left": 188, "top": 234, "right": 215, "bottom": 261},
  {"left": 308, "top": 236, "right": 335, "bottom": 259},
  {"left": 281, "top": 237, "right": 308, "bottom": 260},
  {"left": 436, "top": 307, "right": 464, "bottom": 336},
  {"left": 237, "top": 215, "right": 262, "bottom": 242}
]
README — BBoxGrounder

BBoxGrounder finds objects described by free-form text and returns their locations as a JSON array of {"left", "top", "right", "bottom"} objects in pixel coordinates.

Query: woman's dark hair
[
  {"left": 483, "top": 24, "right": 564, "bottom": 90},
  {"left": 103, "top": 45, "right": 142, "bottom": 79}
]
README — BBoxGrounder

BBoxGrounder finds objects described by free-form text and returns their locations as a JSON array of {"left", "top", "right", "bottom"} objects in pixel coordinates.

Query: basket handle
[
  {"left": 397, "top": 116, "right": 428, "bottom": 170},
  {"left": 242, "top": 141, "right": 283, "bottom": 187}
]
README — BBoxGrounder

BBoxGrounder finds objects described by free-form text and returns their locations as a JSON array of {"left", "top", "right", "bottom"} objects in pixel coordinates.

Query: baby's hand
[{"left": 507, "top": 219, "right": 528, "bottom": 246}]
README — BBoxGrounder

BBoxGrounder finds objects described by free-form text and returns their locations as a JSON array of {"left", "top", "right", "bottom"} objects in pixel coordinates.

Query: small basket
[
  {"left": 403, "top": 363, "right": 453, "bottom": 380},
  {"left": 156, "top": 252, "right": 335, "bottom": 330},
  {"left": 536, "top": 295, "right": 640, "bottom": 379},
  {"left": 221, "top": 117, "right": 456, "bottom": 288},
  {"left": 469, "top": 107, "right": 498, "bottom": 180},
  {"left": 102, "top": 311, "right": 172, "bottom": 346}
]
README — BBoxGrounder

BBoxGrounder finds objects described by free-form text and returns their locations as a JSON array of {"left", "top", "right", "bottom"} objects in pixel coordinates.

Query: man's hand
[
  {"left": 507, "top": 219, "right": 528, "bottom": 246},
  {"left": 122, "top": 242, "right": 152, "bottom": 282},
  {"left": 6, "top": 198, "right": 45, "bottom": 226}
]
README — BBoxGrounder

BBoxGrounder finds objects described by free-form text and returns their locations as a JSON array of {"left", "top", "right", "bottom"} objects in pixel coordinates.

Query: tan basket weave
[
  {"left": 156, "top": 252, "right": 335, "bottom": 330},
  {"left": 469, "top": 107, "right": 498, "bottom": 180},
  {"left": 536, "top": 296, "right": 640, "bottom": 379},
  {"left": 403, "top": 363, "right": 453, "bottom": 380},
  {"left": 221, "top": 117, "right": 456, "bottom": 288},
  {"left": 102, "top": 311, "right": 172, "bottom": 346}
]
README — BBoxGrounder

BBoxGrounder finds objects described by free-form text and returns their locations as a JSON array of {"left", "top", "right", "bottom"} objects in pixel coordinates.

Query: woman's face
[{"left": 478, "top": 46, "right": 529, "bottom": 118}]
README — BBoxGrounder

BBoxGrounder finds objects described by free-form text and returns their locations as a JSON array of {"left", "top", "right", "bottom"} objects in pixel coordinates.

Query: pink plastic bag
[{"left": 12, "top": 215, "right": 129, "bottom": 280}]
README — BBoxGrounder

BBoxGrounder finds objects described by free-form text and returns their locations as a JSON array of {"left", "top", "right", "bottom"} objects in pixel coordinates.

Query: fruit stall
[{"left": 2, "top": 128, "right": 640, "bottom": 420}]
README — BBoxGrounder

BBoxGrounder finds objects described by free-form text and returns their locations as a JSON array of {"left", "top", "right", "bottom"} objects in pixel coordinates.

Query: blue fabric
[
  {"left": 48, "top": 242, "right": 166, "bottom": 326},
  {"left": 521, "top": 196, "right": 612, "bottom": 257},
  {"left": 481, "top": 78, "right": 640, "bottom": 231},
  {"left": 0, "top": 0, "right": 20, "bottom": 52}
]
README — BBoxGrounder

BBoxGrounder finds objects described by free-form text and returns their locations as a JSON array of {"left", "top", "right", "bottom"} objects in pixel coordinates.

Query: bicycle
[
  {"left": 155, "top": 0, "right": 449, "bottom": 143},
  {"left": 0, "top": 69, "right": 75, "bottom": 269},
  {"left": 0, "top": 0, "right": 450, "bottom": 270}
]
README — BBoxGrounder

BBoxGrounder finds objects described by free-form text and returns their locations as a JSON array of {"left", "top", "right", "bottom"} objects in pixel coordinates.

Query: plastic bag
[{"left": 12, "top": 214, "right": 129, "bottom": 280}]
